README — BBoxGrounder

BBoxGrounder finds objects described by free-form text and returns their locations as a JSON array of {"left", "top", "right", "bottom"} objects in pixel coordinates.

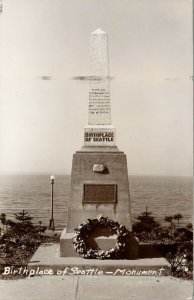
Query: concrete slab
[
  {"left": 0, "top": 275, "right": 193, "bottom": 300},
  {"left": 28, "top": 243, "right": 171, "bottom": 276},
  {"left": 0, "top": 276, "right": 78, "bottom": 300},
  {"left": 76, "top": 275, "right": 193, "bottom": 300}
]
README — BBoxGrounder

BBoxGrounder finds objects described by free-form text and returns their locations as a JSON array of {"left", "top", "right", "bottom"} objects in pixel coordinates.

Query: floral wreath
[{"left": 73, "top": 215, "right": 129, "bottom": 259}]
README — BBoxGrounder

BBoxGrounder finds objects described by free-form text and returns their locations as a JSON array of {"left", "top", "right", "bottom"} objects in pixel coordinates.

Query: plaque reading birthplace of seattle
[{"left": 83, "top": 184, "right": 117, "bottom": 203}]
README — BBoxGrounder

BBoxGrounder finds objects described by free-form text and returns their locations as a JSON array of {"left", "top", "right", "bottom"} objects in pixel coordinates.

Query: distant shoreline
[{"left": 0, "top": 173, "right": 192, "bottom": 178}]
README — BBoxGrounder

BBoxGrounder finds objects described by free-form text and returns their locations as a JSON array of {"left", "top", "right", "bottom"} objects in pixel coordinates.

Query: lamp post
[{"left": 49, "top": 175, "right": 55, "bottom": 231}]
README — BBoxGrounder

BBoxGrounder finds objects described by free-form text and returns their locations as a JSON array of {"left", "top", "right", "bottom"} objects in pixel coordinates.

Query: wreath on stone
[{"left": 73, "top": 215, "right": 129, "bottom": 259}]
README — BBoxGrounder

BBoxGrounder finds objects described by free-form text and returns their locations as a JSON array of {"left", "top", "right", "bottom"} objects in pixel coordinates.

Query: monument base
[
  {"left": 66, "top": 147, "right": 133, "bottom": 233},
  {"left": 62, "top": 146, "right": 139, "bottom": 258},
  {"left": 28, "top": 243, "right": 171, "bottom": 276},
  {"left": 60, "top": 228, "right": 139, "bottom": 259}
]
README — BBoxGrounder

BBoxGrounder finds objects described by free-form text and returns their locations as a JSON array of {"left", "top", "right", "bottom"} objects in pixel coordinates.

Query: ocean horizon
[{"left": 0, "top": 174, "right": 192, "bottom": 229}]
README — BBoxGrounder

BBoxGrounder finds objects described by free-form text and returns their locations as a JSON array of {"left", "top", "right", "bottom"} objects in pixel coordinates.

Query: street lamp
[{"left": 49, "top": 175, "right": 55, "bottom": 230}]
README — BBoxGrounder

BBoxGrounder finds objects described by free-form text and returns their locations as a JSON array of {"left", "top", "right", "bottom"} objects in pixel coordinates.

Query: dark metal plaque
[{"left": 83, "top": 184, "right": 117, "bottom": 203}]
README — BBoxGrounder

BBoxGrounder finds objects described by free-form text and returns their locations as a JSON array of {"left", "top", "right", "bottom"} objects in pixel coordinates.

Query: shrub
[
  {"left": 132, "top": 207, "right": 160, "bottom": 234},
  {"left": 166, "top": 242, "right": 193, "bottom": 280},
  {"left": 174, "top": 213, "right": 183, "bottom": 228},
  {"left": 0, "top": 210, "right": 47, "bottom": 267}
]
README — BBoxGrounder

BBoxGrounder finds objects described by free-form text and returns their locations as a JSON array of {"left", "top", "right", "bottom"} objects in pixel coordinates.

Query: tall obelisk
[
  {"left": 89, "top": 28, "right": 111, "bottom": 125},
  {"left": 60, "top": 29, "right": 138, "bottom": 259},
  {"left": 84, "top": 28, "right": 116, "bottom": 147}
]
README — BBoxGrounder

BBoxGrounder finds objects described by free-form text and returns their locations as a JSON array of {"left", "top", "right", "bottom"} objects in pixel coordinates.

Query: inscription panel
[
  {"left": 83, "top": 184, "right": 117, "bottom": 203},
  {"left": 88, "top": 81, "right": 111, "bottom": 125},
  {"left": 89, "top": 87, "right": 110, "bottom": 116}
]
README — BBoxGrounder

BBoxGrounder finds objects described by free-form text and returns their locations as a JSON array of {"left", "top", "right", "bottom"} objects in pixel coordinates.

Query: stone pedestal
[
  {"left": 66, "top": 147, "right": 132, "bottom": 231},
  {"left": 60, "top": 146, "right": 139, "bottom": 258}
]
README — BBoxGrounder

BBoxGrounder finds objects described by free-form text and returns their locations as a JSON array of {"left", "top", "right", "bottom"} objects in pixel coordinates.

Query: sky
[{"left": 0, "top": 0, "right": 192, "bottom": 176}]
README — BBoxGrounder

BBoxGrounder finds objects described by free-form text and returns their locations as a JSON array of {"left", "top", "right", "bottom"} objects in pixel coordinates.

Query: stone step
[{"left": 28, "top": 244, "right": 171, "bottom": 277}]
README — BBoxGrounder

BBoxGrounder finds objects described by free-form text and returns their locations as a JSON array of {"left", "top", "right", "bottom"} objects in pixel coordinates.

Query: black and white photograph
[{"left": 0, "top": 0, "right": 193, "bottom": 299}]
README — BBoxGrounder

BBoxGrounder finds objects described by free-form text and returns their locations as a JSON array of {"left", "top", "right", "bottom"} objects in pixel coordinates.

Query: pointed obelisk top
[
  {"left": 90, "top": 28, "right": 109, "bottom": 77},
  {"left": 91, "top": 28, "right": 106, "bottom": 35}
]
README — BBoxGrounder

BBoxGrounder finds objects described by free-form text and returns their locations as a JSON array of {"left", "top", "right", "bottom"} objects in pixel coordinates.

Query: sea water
[{"left": 0, "top": 174, "right": 192, "bottom": 228}]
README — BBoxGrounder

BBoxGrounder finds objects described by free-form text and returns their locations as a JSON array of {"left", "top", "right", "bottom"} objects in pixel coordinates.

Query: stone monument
[
  {"left": 60, "top": 29, "right": 138, "bottom": 258},
  {"left": 28, "top": 29, "right": 171, "bottom": 276},
  {"left": 29, "top": 29, "right": 170, "bottom": 275}
]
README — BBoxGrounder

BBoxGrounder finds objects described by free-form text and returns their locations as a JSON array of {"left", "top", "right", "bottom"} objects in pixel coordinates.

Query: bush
[
  {"left": 166, "top": 242, "right": 193, "bottom": 280},
  {"left": 132, "top": 208, "right": 160, "bottom": 234},
  {"left": 0, "top": 210, "right": 47, "bottom": 268},
  {"left": 133, "top": 209, "right": 193, "bottom": 280},
  {"left": 174, "top": 228, "right": 193, "bottom": 242}
]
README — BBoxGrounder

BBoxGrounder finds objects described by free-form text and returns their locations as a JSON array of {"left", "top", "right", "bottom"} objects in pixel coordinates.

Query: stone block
[
  {"left": 60, "top": 231, "right": 79, "bottom": 257},
  {"left": 60, "top": 229, "right": 139, "bottom": 259},
  {"left": 66, "top": 148, "right": 132, "bottom": 233}
]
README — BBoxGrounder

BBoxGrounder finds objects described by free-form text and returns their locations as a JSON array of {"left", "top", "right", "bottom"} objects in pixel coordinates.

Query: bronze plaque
[{"left": 83, "top": 184, "right": 117, "bottom": 203}]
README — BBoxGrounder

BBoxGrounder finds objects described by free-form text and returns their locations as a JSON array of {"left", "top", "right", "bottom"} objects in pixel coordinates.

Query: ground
[{"left": 0, "top": 275, "right": 193, "bottom": 300}]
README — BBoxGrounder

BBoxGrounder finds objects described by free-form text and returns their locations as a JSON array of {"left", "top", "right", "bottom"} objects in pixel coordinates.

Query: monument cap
[{"left": 91, "top": 28, "right": 106, "bottom": 35}]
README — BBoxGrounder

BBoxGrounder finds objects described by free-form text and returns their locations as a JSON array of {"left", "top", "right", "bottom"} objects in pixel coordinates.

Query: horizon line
[{"left": 0, "top": 172, "right": 192, "bottom": 178}]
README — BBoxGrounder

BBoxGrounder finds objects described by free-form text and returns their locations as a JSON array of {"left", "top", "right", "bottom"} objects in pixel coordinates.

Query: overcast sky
[{"left": 0, "top": 0, "right": 192, "bottom": 176}]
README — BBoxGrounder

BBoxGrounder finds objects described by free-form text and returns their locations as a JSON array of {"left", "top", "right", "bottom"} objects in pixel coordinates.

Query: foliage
[
  {"left": 135, "top": 227, "right": 172, "bottom": 243},
  {"left": 166, "top": 242, "right": 193, "bottom": 280},
  {"left": 73, "top": 215, "right": 130, "bottom": 259},
  {"left": 133, "top": 208, "right": 193, "bottom": 280},
  {"left": 173, "top": 227, "right": 193, "bottom": 242},
  {"left": 2, "top": 210, "right": 46, "bottom": 239},
  {"left": 14, "top": 210, "right": 33, "bottom": 223},
  {"left": 164, "top": 215, "right": 174, "bottom": 237},
  {"left": 186, "top": 223, "right": 193, "bottom": 229},
  {"left": 133, "top": 209, "right": 192, "bottom": 242},
  {"left": 0, "top": 213, "right": 6, "bottom": 224},
  {"left": 164, "top": 215, "right": 174, "bottom": 224},
  {"left": 0, "top": 213, "right": 7, "bottom": 230},
  {"left": 174, "top": 213, "right": 183, "bottom": 228},
  {"left": 0, "top": 210, "right": 52, "bottom": 276},
  {"left": 132, "top": 207, "right": 160, "bottom": 234}
]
